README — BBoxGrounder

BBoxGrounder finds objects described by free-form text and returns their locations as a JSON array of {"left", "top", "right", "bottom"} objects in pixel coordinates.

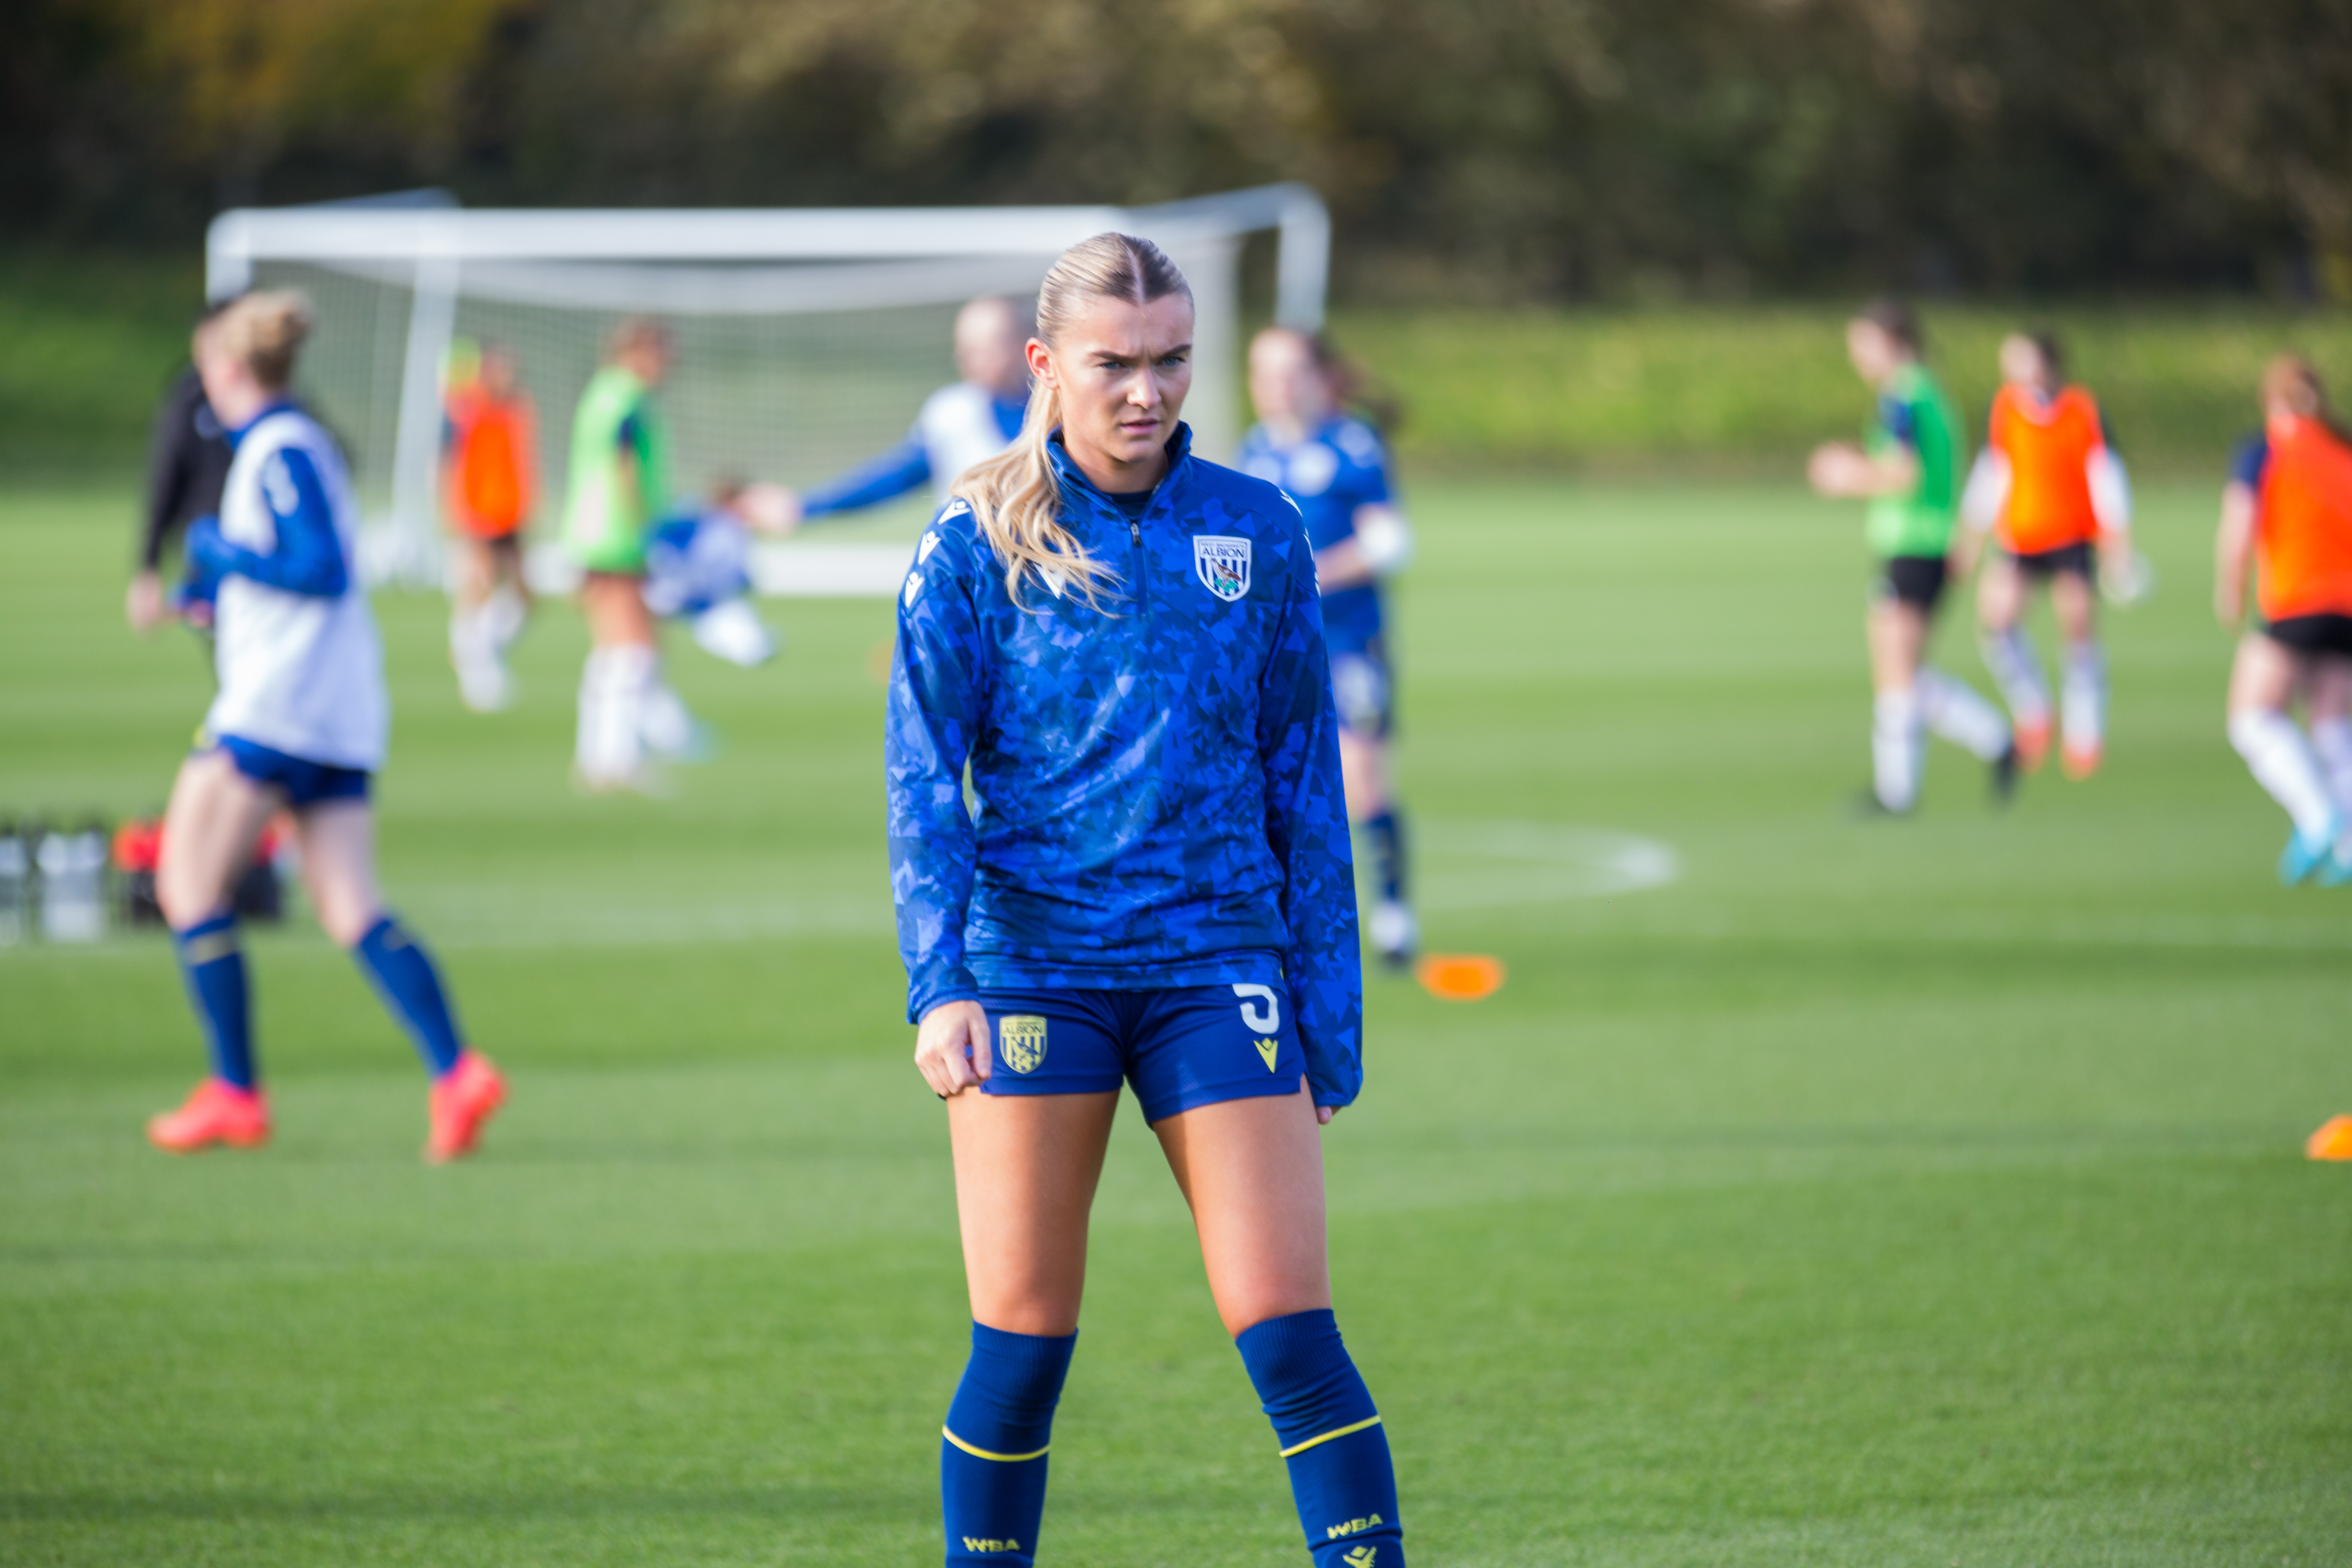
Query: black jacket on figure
[{"left": 140, "top": 367, "right": 232, "bottom": 570}]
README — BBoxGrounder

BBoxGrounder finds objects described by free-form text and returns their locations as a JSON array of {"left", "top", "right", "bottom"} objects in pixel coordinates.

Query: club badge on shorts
[
  {"left": 1194, "top": 535, "right": 1252, "bottom": 602},
  {"left": 998, "top": 1015, "right": 1048, "bottom": 1075}
]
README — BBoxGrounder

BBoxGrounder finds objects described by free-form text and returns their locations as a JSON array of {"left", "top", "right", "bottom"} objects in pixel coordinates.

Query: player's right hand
[
  {"left": 1806, "top": 441, "right": 1869, "bottom": 497},
  {"left": 737, "top": 483, "right": 803, "bottom": 536},
  {"left": 914, "top": 999, "right": 992, "bottom": 1097}
]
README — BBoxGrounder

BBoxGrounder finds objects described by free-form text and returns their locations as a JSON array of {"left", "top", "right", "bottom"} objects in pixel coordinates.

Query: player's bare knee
[
  {"left": 974, "top": 1295, "right": 1083, "bottom": 1340},
  {"left": 154, "top": 873, "right": 222, "bottom": 931},
  {"left": 314, "top": 896, "right": 382, "bottom": 950}
]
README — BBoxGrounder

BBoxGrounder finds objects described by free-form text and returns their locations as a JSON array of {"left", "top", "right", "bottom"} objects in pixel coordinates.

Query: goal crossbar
[
  {"left": 204, "top": 184, "right": 1329, "bottom": 586},
  {"left": 208, "top": 185, "right": 1327, "bottom": 325}
]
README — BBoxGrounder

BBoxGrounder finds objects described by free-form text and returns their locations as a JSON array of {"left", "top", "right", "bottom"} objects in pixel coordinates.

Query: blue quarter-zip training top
[{"left": 886, "top": 424, "right": 1365, "bottom": 1107}]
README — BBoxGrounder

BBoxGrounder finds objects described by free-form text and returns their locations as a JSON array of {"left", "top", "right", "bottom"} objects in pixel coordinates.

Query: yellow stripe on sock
[
  {"left": 1278, "top": 1415, "right": 1382, "bottom": 1458},
  {"left": 943, "top": 1426, "right": 1050, "bottom": 1463},
  {"left": 182, "top": 931, "right": 239, "bottom": 966}
]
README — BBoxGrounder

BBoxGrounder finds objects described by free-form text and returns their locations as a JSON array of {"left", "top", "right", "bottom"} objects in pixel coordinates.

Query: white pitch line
[{"left": 1406, "top": 820, "right": 1681, "bottom": 912}]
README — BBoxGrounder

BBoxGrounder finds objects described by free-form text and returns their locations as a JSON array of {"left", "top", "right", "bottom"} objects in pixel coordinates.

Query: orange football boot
[
  {"left": 2013, "top": 716, "right": 2052, "bottom": 775},
  {"left": 425, "top": 1050, "right": 507, "bottom": 1164},
  {"left": 2061, "top": 741, "right": 2103, "bottom": 781},
  {"left": 148, "top": 1078, "right": 271, "bottom": 1153},
  {"left": 2306, "top": 1115, "right": 2352, "bottom": 1161}
]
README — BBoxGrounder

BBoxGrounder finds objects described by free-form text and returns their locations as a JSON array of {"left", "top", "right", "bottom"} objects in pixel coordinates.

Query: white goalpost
[{"left": 205, "top": 186, "right": 1330, "bottom": 592}]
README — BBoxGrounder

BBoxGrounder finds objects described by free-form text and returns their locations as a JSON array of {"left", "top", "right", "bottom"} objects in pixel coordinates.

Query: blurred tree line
[{"left": 7, "top": 0, "right": 2348, "bottom": 302}]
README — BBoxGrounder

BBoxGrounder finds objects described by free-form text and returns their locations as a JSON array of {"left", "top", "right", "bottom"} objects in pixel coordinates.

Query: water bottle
[
  {"left": 0, "top": 824, "right": 26, "bottom": 946},
  {"left": 37, "top": 823, "right": 108, "bottom": 942}
]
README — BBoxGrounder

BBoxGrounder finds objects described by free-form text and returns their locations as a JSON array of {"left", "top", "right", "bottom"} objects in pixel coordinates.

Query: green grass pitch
[{"left": 3, "top": 478, "right": 2348, "bottom": 1565}]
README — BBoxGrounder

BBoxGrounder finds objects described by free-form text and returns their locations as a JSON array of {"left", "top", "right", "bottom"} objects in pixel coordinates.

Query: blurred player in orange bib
[
  {"left": 2216, "top": 355, "right": 2352, "bottom": 888},
  {"left": 1958, "top": 332, "right": 2135, "bottom": 780},
  {"left": 442, "top": 341, "right": 537, "bottom": 712}
]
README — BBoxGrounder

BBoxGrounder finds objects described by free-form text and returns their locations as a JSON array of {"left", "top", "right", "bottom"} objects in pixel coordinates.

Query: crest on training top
[
  {"left": 998, "top": 1015, "right": 1047, "bottom": 1075},
  {"left": 1194, "top": 535, "right": 1252, "bottom": 602}
]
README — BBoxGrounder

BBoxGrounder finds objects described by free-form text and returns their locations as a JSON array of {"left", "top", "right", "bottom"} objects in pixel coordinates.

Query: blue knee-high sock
[
  {"left": 1236, "top": 1310, "right": 1404, "bottom": 1568},
  {"left": 1364, "top": 812, "right": 1406, "bottom": 904},
  {"left": 941, "top": 1323, "right": 1076, "bottom": 1567},
  {"left": 352, "top": 915, "right": 464, "bottom": 1078},
  {"left": 174, "top": 912, "right": 255, "bottom": 1088}
]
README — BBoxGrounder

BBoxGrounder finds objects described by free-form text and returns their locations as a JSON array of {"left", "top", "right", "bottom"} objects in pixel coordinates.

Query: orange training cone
[
  {"left": 2306, "top": 1115, "right": 2352, "bottom": 1161},
  {"left": 1415, "top": 954, "right": 1505, "bottom": 1002}
]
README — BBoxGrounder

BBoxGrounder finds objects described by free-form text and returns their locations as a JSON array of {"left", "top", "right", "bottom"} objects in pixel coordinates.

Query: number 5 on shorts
[{"left": 1233, "top": 983, "right": 1281, "bottom": 1033}]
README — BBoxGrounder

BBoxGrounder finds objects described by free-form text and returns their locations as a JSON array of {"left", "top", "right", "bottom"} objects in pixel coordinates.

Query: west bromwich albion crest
[
  {"left": 998, "top": 1015, "right": 1047, "bottom": 1075},
  {"left": 1194, "top": 535, "right": 1252, "bottom": 601}
]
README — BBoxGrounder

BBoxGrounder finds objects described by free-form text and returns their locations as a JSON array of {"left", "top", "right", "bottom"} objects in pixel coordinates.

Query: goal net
[{"left": 205, "top": 188, "right": 1330, "bottom": 589}]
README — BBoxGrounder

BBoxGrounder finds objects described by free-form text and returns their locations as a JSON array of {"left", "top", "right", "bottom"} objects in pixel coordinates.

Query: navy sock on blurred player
[
  {"left": 173, "top": 912, "right": 253, "bottom": 1088},
  {"left": 1362, "top": 810, "right": 1406, "bottom": 906},
  {"left": 353, "top": 915, "right": 464, "bottom": 1078},
  {"left": 1237, "top": 1310, "right": 1404, "bottom": 1568},
  {"left": 941, "top": 1324, "right": 1075, "bottom": 1568}
]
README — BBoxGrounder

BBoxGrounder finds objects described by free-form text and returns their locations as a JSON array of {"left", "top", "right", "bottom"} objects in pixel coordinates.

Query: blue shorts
[
  {"left": 1328, "top": 638, "right": 1393, "bottom": 739},
  {"left": 977, "top": 983, "right": 1308, "bottom": 1124},
  {"left": 214, "top": 735, "right": 371, "bottom": 808}
]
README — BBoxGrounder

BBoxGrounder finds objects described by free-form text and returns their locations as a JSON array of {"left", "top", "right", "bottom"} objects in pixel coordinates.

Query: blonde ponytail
[
  {"left": 953, "top": 233, "right": 1191, "bottom": 607},
  {"left": 212, "top": 290, "right": 315, "bottom": 392}
]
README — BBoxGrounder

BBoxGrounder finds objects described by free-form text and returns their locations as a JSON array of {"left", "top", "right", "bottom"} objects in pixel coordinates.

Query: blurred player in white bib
[
  {"left": 145, "top": 291, "right": 505, "bottom": 1163},
  {"left": 1238, "top": 327, "right": 1420, "bottom": 967},
  {"left": 777, "top": 296, "right": 1032, "bottom": 527}
]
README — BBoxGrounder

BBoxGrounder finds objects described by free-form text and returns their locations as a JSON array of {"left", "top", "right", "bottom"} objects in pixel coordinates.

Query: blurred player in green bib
[
  {"left": 563, "top": 318, "right": 702, "bottom": 790},
  {"left": 1809, "top": 298, "right": 2016, "bottom": 814}
]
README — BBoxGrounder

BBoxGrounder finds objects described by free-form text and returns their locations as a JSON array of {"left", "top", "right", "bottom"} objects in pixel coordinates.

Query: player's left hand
[
  {"left": 2100, "top": 542, "right": 2155, "bottom": 607},
  {"left": 1315, "top": 1103, "right": 1338, "bottom": 1125},
  {"left": 126, "top": 570, "right": 168, "bottom": 635}
]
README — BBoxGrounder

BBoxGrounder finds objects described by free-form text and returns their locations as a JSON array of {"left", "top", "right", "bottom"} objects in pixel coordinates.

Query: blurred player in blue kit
[
  {"left": 142, "top": 292, "right": 505, "bottom": 1163},
  {"left": 891, "top": 235, "right": 1407, "bottom": 1568},
  {"left": 641, "top": 479, "right": 799, "bottom": 668},
  {"left": 775, "top": 296, "right": 1033, "bottom": 528},
  {"left": 1239, "top": 328, "right": 1418, "bottom": 967}
]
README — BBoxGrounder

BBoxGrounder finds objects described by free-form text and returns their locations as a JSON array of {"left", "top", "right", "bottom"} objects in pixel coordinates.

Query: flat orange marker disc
[{"left": 1415, "top": 953, "right": 1505, "bottom": 1001}]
